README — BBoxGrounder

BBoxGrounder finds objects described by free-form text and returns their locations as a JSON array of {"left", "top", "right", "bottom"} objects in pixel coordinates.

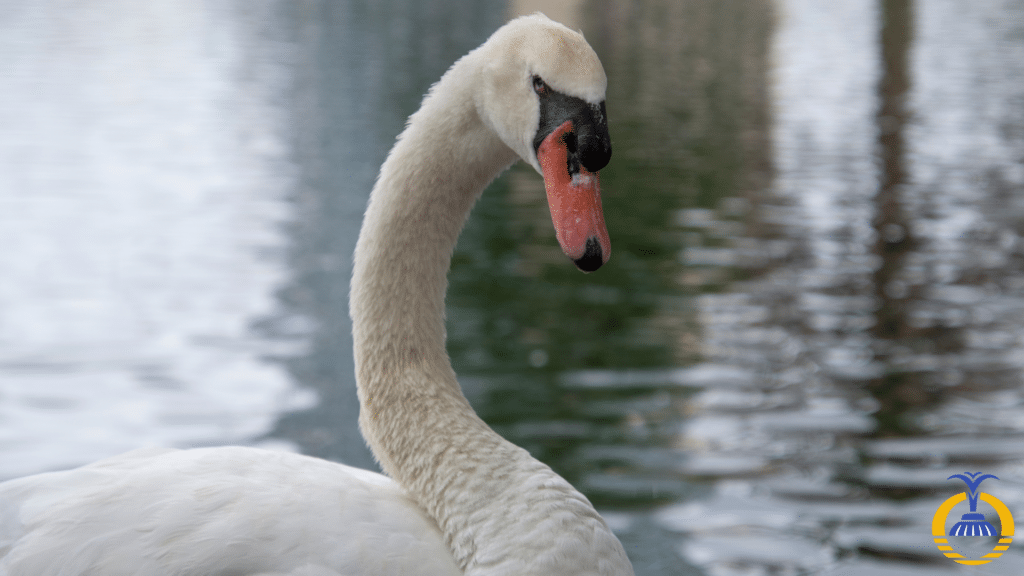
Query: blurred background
[{"left": 2, "top": 0, "right": 1023, "bottom": 573}]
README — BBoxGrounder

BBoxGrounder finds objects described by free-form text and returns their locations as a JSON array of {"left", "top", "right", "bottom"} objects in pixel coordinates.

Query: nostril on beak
[
  {"left": 559, "top": 130, "right": 583, "bottom": 175},
  {"left": 562, "top": 131, "right": 578, "bottom": 155}
]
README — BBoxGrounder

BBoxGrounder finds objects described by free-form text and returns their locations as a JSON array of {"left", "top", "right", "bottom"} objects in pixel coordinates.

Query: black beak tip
[{"left": 572, "top": 237, "right": 604, "bottom": 272}]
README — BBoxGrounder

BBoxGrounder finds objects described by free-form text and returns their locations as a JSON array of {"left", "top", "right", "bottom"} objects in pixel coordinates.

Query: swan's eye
[{"left": 532, "top": 76, "right": 548, "bottom": 95}]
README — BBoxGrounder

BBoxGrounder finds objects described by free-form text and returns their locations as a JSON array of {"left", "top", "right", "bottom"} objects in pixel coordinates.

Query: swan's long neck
[
  {"left": 350, "top": 55, "right": 627, "bottom": 575},
  {"left": 351, "top": 56, "right": 514, "bottom": 403}
]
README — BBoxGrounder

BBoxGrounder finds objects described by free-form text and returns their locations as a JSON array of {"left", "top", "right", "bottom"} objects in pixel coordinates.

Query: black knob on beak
[{"left": 575, "top": 102, "right": 611, "bottom": 173}]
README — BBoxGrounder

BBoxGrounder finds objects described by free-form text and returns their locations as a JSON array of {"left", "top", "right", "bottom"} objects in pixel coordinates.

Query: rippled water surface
[
  {"left": 3, "top": 0, "right": 1024, "bottom": 574},
  {"left": 0, "top": 0, "right": 307, "bottom": 477}
]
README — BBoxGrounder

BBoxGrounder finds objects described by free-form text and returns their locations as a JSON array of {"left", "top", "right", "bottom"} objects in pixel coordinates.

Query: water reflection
[
  {"left": 0, "top": 1, "right": 304, "bottom": 478},
  {"left": 450, "top": 0, "right": 1024, "bottom": 574},
  {"left": 541, "top": 0, "right": 1024, "bottom": 574}
]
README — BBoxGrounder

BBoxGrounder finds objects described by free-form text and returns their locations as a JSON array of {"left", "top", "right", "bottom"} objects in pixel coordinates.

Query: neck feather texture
[{"left": 349, "top": 53, "right": 632, "bottom": 576}]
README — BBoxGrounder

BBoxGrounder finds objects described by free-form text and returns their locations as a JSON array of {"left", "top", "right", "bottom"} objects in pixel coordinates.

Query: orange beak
[{"left": 537, "top": 120, "right": 611, "bottom": 272}]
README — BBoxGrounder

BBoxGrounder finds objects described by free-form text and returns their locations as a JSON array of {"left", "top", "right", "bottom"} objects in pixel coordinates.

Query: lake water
[{"left": 2, "top": 0, "right": 1024, "bottom": 574}]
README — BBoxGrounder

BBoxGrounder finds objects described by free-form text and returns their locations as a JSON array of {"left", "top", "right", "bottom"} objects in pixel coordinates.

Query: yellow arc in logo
[{"left": 932, "top": 492, "right": 1015, "bottom": 565}]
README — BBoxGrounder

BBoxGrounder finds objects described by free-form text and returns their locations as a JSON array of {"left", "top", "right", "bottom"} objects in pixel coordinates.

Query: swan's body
[
  {"left": 0, "top": 447, "right": 458, "bottom": 576},
  {"left": 0, "top": 14, "right": 631, "bottom": 576}
]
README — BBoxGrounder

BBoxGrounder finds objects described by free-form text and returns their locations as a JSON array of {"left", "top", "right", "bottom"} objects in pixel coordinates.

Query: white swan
[{"left": 0, "top": 14, "right": 631, "bottom": 576}]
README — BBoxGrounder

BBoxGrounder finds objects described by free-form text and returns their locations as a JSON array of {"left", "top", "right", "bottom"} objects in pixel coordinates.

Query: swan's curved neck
[
  {"left": 351, "top": 57, "right": 514, "bottom": 400},
  {"left": 350, "top": 55, "right": 531, "bottom": 567},
  {"left": 349, "top": 41, "right": 630, "bottom": 576}
]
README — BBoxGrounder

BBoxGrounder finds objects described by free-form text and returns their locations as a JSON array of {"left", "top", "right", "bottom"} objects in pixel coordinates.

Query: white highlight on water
[{"left": 0, "top": 1, "right": 307, "bottom": 479}]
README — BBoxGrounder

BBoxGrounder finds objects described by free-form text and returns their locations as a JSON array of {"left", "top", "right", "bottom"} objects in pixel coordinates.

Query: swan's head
[{"left": 475, "top": 14, "right": 612, "bottom": 272}]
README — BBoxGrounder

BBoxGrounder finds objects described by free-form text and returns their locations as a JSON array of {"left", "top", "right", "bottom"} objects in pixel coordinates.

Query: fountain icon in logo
[
  {"left": 948, "top": 473, "right": 999, "bottom": 536},
  {"left": 932, "top": 471, "right": 1015, "bottom": 565}
]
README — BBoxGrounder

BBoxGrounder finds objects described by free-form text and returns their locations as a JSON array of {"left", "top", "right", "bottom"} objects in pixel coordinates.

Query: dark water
[{"left": 3, "top": 0, "right": 1024, "bottom": 574}]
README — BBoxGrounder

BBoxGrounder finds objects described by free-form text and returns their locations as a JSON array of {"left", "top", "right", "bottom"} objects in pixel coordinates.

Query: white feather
[{"left": 1, "top": 447, "right": 458, "bottom": 575}]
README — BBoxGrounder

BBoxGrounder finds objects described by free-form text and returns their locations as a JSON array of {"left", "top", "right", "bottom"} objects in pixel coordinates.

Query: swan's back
[{"left": 0, "top": 447, "right": 459, "bottom": 576}]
